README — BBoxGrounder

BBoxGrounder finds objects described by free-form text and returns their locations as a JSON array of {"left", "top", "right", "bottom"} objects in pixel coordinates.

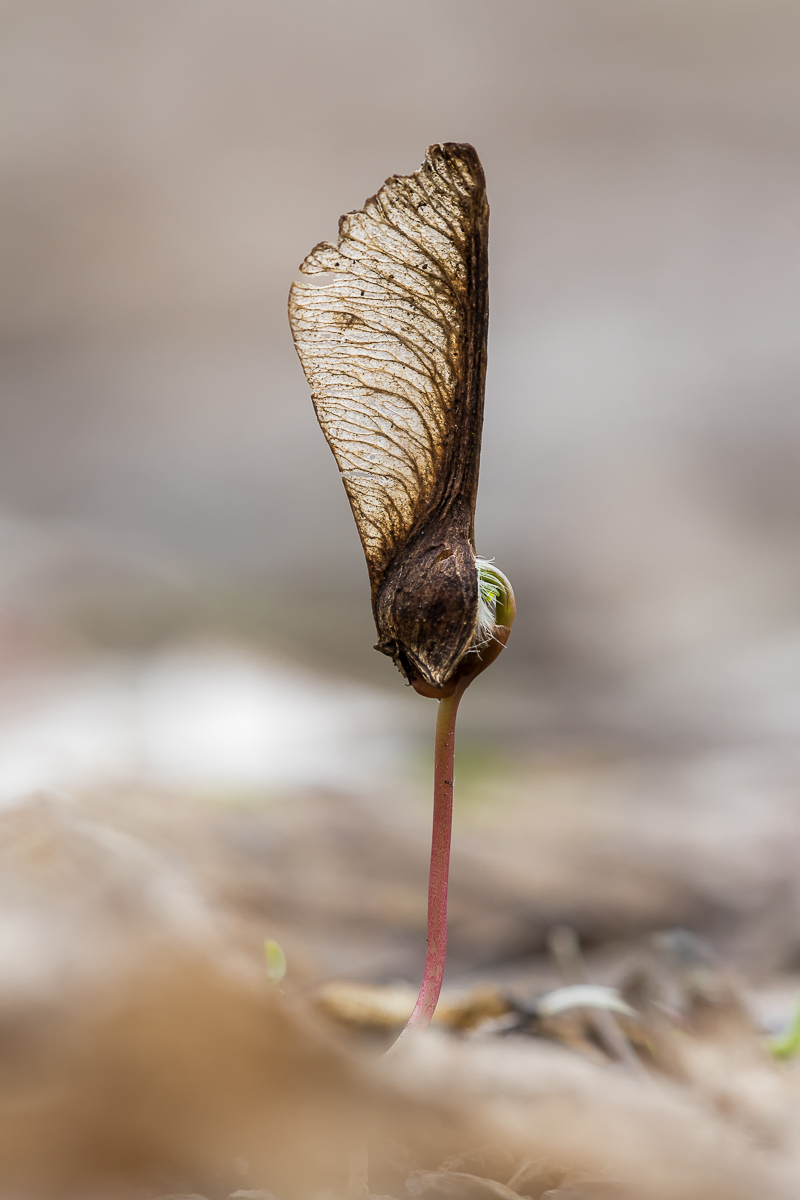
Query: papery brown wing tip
[
  {"left": 359, "top": 143, "right": 486, "bottom": 217},
  {"left": 431, "top": 140, "right": 480, "bottom": 159},
  {"left": 305, "top": 146, "right": 487, "bottom": 274},
  {"left": 294, "top": 146, "right": 485, "bottom": 276},
  {"left": 427, "top": 141, "right": 485, "bottom": 178}
]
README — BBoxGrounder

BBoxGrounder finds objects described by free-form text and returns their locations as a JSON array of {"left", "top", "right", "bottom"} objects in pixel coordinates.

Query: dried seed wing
[{"left": 289, "top": 143, "right": 489, "bottom": 689}]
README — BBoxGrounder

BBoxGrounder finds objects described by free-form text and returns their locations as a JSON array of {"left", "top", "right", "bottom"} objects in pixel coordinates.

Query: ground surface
[{"left": 1, "top": 635, "right": 799, "bottom": 1198}]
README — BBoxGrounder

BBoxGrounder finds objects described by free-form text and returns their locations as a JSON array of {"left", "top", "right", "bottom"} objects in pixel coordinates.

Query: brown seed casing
[{"left": 289, "top": 143, "right": 489, "bottom": 690}]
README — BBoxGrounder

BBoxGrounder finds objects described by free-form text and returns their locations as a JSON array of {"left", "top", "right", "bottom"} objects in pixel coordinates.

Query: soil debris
[{"left": 0, "top": 794, "right": 798, "bottom": 1199}]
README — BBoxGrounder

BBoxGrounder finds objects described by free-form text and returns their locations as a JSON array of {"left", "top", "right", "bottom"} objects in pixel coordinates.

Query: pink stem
[{"left": 389, "top": 685, "right": 463, "bottom": 1050}]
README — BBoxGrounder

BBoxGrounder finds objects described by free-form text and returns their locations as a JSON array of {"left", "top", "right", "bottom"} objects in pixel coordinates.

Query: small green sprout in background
[
  {"left": 768, "top": 990, "right": 800, "bottom": 1060},
  {"left": 264, "top": 938, "right": 287, "bottom": 986}
]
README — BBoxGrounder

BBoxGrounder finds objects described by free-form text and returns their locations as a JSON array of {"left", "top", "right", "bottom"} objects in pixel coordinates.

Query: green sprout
[
  {"left": 768, "top": 991, "right": 800, "bottom": 1060},
  {"left": 264, "top": 939, "right": 287, "bottom": 987}
]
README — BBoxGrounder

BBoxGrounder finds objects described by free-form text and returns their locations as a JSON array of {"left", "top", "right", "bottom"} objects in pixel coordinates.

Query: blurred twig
[{"left": 547, "top": 925, "right": 643, "bottom": 1072}]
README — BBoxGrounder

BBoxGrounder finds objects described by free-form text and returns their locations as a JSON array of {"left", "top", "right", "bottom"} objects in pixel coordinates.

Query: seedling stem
[{"left": 391, "top": 683, "right": 466, "bottom": 1050}]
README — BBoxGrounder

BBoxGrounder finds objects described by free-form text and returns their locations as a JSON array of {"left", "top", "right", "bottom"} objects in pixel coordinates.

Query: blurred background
[{"left": 1, "top": 0, "right": 800, "bottom": 992}]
